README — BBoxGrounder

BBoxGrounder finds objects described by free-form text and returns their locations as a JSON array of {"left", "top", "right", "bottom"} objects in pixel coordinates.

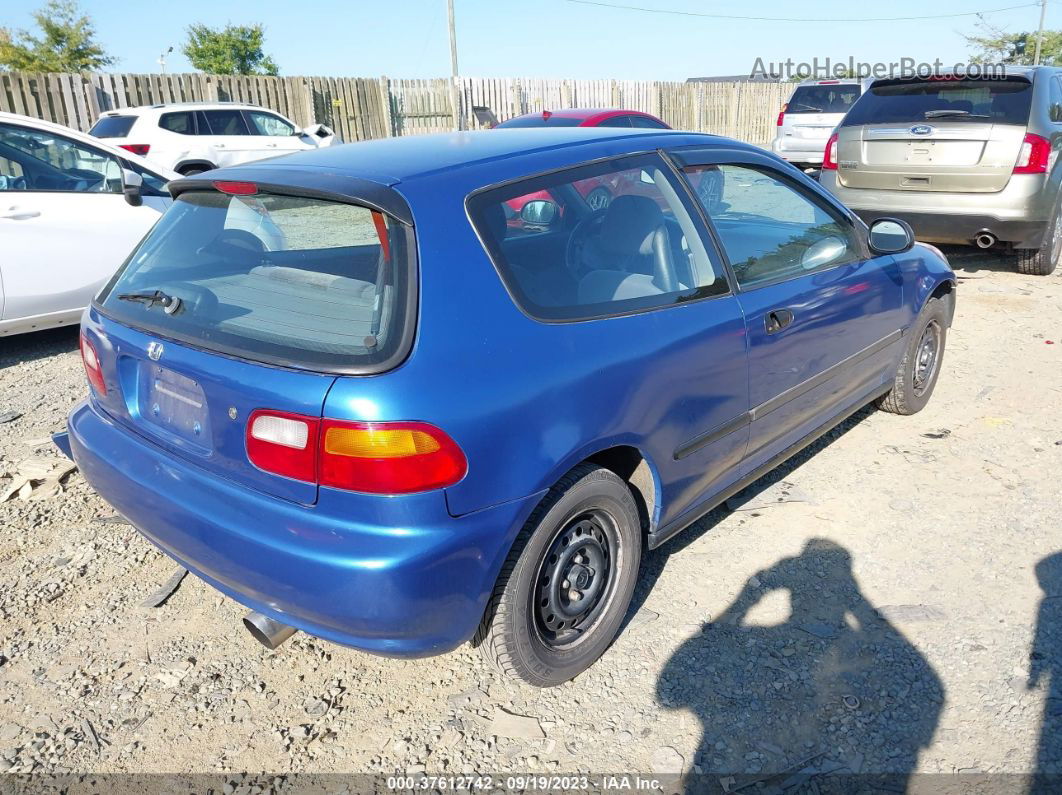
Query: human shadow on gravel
[
  {"left": 622, "top": 404, "right": 878, "bottom": 631},
  {"left": 0, "top": 325, "right": 79, "bottom": 368},
  {"left": 656, "top": 539, "right": 944, "bottom": 793},
  {"left": 1029, "top": 552, "right": 1062, "bottom": 793}
]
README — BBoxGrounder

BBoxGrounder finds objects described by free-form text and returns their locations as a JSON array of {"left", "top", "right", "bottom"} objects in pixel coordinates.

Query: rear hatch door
[
  {"left": 781, "top": 82, "right": 862, "bottom": 145},
  {"left": 88, "top": 175, "right": 414, "bottom": 506},
  {"left": 836, "top": 75, "right": 1033, "bottom": 193}
]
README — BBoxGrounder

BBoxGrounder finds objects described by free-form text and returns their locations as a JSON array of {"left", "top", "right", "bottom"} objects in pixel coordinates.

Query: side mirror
[
  {"left": 121, "top": 168, "right": 143, "bottom": 207},
  {"left": 520, "top": 199, "right": 558, "bottom": 227},
  {"left": 868, "top": 217, "right": 915, "bottom": 254},
  {"left": 301, "top": 123, "right": 336, "bottom": 147},
  {"left": 801, "top": 235, "right": 848, "bottom": 270}
]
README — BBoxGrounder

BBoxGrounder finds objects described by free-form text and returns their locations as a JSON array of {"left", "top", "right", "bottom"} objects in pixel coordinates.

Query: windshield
[
  {"left": 98, "top": 190, "right": 413, "bottom": 371},
  {"left": 89, "top": 116, "right": 136, "bottom": 138},
  {"left": 786, "top": 84, "right": 861, "bottom": 114},
  {"left": 841, "top": 77, "right": 1033, "bottom": 126}
]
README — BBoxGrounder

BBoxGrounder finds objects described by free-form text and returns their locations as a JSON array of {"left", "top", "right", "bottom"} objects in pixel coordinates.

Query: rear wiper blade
[
  {"left": 117, "top": 290, "right": 182, "bottom": 314},
  {"left": 923, "top": 110, "right": 991, "bottom": 119}
]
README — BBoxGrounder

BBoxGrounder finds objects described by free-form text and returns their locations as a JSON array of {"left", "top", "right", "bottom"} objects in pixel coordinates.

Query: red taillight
[
  {"left": 118, "top": 144, "right": 150, "bottom": 156},
  {"left": 245, "top": 413, "right": 467, "bottom": 494},
  {"left": 213, "top": 180, "right": 257, "bottom": 195},
  {"left": 80, "top": 333, "right": 106, "bottom": 396},
  {"left": 822, "top": 132, "right": 840, "bottom": 170},
  {"left": 246, "top": 410, "right": 318, "bottom": 482},
  {"left": 776, "top": 103, "right": 787, "bottom": 126},
  {"left": 319, "top": 420, "right": 467, "bottom": 495},
  {"left": 1014, "top": 133, "right": 1051, "bottom": 174}
]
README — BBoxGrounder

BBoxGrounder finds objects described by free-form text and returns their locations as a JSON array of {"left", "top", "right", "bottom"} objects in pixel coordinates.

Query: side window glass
[
  {"left": 630, "top": 116, "right": 668, "bottom": 129},
  {"left": 159, "top": 112, "right": 194, "bottom": 135},
  {"left": 470, "top": 155, "right": 729, "bottom": 320},
  {"left": 1050, "top": 78, "right": 1062, "bottom": 123},
  {"left": 596, "top": 116, "right": 633, "bottom": 128},
  {"left": 684, "top": 164, "right": 860, "bottom": 288},
  {"left": 246, "top": 111, "right": 296, "bottom": 136},
  {"left": 202, "top": 110, "right": 250, "bottom": 136},
  {"left": 0, "top": 122, "right": 121, "bottom": 193}
]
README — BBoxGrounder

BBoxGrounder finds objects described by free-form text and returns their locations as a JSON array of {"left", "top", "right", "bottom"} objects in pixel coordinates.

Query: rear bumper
[
  {"left": 771, "top": 137, "right": 826, "bottom": 164},
  {"left": 68, "top": 399, "right": 542, "bottom": 657},
  {"left": 820, "top": 171, "right": 1050, "bottom": 248}
]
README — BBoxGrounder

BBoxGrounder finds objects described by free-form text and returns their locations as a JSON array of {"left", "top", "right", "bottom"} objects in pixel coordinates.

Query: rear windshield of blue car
[
  {"left": 841, "top": 76, "right": 1033, "bottom": 126},
  {"left": 97, "top": 190, "right": 414, "bottom": 372}
]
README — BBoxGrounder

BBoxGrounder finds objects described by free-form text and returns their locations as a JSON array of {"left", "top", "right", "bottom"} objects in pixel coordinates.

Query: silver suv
[
  {"left": 771, "top": 78, "right": 869, "bottom": 168},
  {"left": 819, "top": 67, "right": 1062, "bottom": 275}
]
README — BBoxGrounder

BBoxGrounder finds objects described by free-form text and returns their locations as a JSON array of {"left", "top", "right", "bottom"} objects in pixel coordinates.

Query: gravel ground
[{"left": 1, "top": 247, "right": 1060, "bottom": 788}]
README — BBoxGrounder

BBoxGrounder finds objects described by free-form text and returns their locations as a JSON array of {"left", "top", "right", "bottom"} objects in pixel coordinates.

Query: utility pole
[
  {"left": 1034, "top": 0, "right": 1048, "bottom": 65},
  {"left": 158, "top": 46, "right": 173, "bottom": 74},
  {"left": 447, "top": 0, "right": 462, "bottom": 130}
]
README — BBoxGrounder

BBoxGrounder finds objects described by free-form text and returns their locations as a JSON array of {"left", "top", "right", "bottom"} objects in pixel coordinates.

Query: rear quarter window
[
  {"left": 842, "top": 77, "right": 1033, "bottom": 126},
  {"left": 89, "top": 116, "right": 137, "bottom": 138},
  {"left": 98, "top": 191, "right": 415, "bottom": 372}
]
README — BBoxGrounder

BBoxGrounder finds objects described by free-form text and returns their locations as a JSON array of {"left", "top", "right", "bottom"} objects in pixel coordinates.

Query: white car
[
  {"left": 771, "top": 78, "right": 871, "bottom": 169},
  {"left": 89, "top": 102, "right": 337, "bottom": 176},
  {"left": 0, "top": 112, "right": 177, "bottom": 337}
]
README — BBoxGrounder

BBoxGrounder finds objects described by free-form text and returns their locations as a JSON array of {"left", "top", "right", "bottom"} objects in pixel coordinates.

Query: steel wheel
[
  {"left": 533, "top": 509, "right": 618, "bottom": 649},
  {"left": 912, "top": 320, "right": 942, "bottom": 397}
]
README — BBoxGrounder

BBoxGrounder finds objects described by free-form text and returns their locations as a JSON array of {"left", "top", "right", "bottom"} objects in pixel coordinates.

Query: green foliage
[
  {"left": 0, "top": 0, "right": 115, "bottom": 72},
  {"left": 183, "top": 23, "right": 279, "bottom": 76},
  {"left": 965, "top": 22, "right": 1062, "bottom": 66}
]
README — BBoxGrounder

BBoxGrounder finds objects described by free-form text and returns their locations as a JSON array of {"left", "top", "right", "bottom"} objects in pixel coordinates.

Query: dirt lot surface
[{"left": 1, "top": 247, "right": 1060, "bottom": 789}]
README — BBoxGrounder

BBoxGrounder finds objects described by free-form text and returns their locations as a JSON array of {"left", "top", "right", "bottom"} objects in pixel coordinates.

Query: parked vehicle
[
  {"left": 65, "top": 128, "right": 955, "bottom": 686},
  {"left": 495, "top": 108, "right": 670, "bottom": 130},
  {"left": 89, "top": 102, "right": 336, "bottom": 176},
  {"left": 497, "top": 109, "right": 671, "bottom": 219},
  {"left": 771, "top": 78, "right": 869, "bottom": 169},
  {"left": 819, "top": 67, "right": 1062, "bottom": 275},
  {"left": 0, "top": 112, "right": 176, "bottom": 337}
]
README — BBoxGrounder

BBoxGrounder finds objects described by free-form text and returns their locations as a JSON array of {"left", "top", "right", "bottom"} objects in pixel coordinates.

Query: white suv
[
  {"left": 89, "top": 102, "right": 337, "bottom": 176},
  {"left": 771, "top": 79, "right": 870, "bottom": 169}
]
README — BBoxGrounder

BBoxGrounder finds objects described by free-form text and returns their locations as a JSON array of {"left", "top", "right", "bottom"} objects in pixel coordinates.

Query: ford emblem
[
  {"left": 147, "top": 342, "right": 164, "bottom": 361},
  {"left": 910, "top": 124, "right": 934, "bottom": 135}
]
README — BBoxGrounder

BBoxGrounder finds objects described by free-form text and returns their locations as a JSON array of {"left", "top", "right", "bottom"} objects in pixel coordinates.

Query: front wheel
[
  {"left": 474, "top": 464, "right": 642, "bottom": 687},
  {"left": 877, "top": 297, "right": 948, "bottom": 415}
]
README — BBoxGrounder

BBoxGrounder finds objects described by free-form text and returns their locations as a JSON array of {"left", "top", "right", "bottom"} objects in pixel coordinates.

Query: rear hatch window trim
[{"left": 93, "top": 183, "right": 419, "bottom": 377}]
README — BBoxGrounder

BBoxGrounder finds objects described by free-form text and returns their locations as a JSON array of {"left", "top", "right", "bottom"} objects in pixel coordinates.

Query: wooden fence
[{"left": 0, "top": 71, "right": 787, "bottom": 146}]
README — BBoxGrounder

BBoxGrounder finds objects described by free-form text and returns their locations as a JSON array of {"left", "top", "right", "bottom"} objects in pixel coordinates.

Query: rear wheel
[
  {"left": 877, "top": 297, "right": 948, "bottom": 415},
  {"left": 1016, "top": 208, "right": 1061, "bottom": 276},
  {"left": 474, "top": 463, "right": 641, "bottom": 687}
]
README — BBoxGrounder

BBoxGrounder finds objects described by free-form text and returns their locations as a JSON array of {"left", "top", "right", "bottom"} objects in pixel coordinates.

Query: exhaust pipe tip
[
  {"left": 975, "top": 232, "right": 997, "bottom": 249},
  {"left": 243, "top": 610, "right": 297, "bottom": 650}
]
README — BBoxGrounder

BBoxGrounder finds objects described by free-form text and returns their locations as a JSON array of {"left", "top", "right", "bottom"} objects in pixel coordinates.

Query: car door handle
[
  {"left": 0, "top": 207, "right": 41, "bottom": 220},
  {"left": 765, "top": 309, "right": 795, "bottom": 334}
]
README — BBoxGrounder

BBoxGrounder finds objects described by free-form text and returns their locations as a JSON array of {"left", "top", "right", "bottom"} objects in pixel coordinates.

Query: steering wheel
[{"left": 564, "top": 208, "right": 610, "bottom": 276}]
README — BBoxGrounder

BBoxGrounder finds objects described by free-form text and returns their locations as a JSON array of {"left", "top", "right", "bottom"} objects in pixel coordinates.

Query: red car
[{"left": 495, "top": 109, "right": 672, "bottom": 218}]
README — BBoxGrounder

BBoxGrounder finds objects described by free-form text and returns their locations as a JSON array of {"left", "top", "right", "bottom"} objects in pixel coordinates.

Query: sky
[{"left": 1, "top": 0, "right": 1056, "bottom": 81}]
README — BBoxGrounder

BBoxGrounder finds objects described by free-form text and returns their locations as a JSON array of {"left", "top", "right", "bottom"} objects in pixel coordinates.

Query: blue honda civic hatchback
[{"left": 68, "top": 128, "right": 955, "bottom": 686}]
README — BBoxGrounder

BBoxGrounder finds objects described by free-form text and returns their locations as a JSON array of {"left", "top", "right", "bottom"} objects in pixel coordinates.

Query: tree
[
  {"left": 183, "top": 23, "right": 278, "bottom": 76},
  {"left": 0, "top": 0, "right": 115, "bottom": 72},
  {"left": 964, "top": 20, "right": 1062, "bottom": 66}
]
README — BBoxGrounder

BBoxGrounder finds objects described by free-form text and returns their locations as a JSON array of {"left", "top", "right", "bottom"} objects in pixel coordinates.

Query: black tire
[
  {"left": 585, "top": 187, "right": 613, "bottom": 211},
  {"left": 473, "top": 463, "right": 641, "bottom": 687},
  {"left": 1016, "top": 206, "right": 1061, "bottom": 276},
  {"left": 877, "top": 297, "right": 948, "bottom": 415},
  {"left": 177, "top": 165, "right": 211, "bottom": 176}
]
